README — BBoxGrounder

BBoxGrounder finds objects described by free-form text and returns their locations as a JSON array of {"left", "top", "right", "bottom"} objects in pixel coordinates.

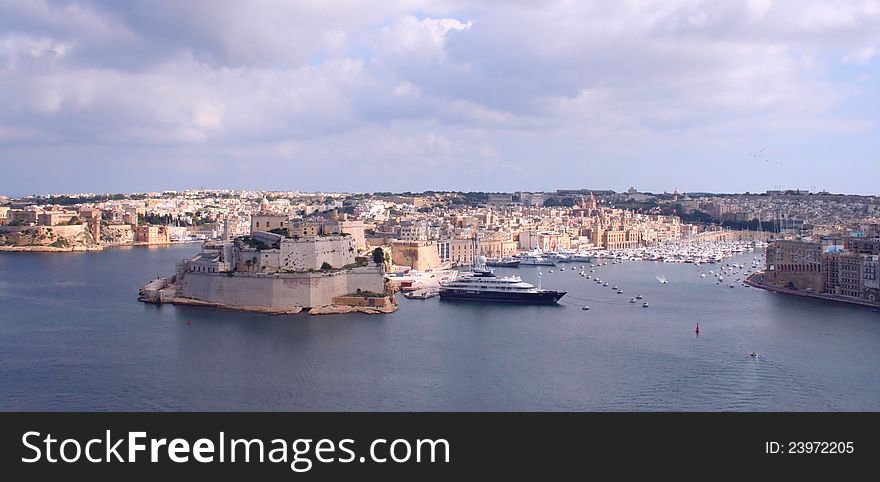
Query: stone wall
[
  {"left": 391, "top": 241, "right": 441, "bottom": 270},
  {"left": 179, "top": 266, "right": 385, "bottom": 308},
  {"left": 279, "top": 235, "right": 356, "bottom": 271}
]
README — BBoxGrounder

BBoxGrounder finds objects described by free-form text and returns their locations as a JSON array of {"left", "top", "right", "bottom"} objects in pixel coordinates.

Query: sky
[{"left": 0, "top": 0, "right": 879, "bottom": 196}]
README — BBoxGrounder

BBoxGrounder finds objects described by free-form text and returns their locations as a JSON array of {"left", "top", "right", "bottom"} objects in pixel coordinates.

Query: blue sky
[{"left": 0, "top": 0, "right": 878, "bottom": 196}]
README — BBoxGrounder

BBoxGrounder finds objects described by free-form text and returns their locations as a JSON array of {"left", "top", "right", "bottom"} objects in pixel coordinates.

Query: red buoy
[{"left": 695, "top": 322, "right": 700, "bottom": 334}]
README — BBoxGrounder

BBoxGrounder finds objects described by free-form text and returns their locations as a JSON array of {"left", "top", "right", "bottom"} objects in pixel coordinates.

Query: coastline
[
  {"left": 0, "top": 245, "right": 103, "bottom": 253},
  {"left": 0, "top": 240, "right": 203, "bottom": 253},
  {"left": 745, "top": 272, "right": 880, "bottom": 309},
  {"left": 146, "top": 296, "right": 398, "bottom": 316}
]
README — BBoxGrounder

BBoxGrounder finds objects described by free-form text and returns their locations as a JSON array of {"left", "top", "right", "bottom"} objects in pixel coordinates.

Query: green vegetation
[
  {"left": 665, "top": 204, "right": 780, "bottom": 232},
  {"left": 14, "top": 193, "right": 147, "bottom": 206},
  {"left": 542, "top": 197, "right": 579, "bottom": 207},
  {"left": 321, "top": 262, "right": 333, "bottom": 270},
  {"left": 449, "top": 191, "right": 488, "bottom": 206},
  {"left": 50, "top": 238, "right": 70, "bottom": 248},
  {"left": 353, "top": 289, "right": 384, "bottom": 298},
  {"left": 269, "top": 227, "right": 288, "bottom": 236},
  {"left": 241, "top": 236, "right": 273, "bottom": 251},
  {"left": 372, "top": 247, "right": 384, "bottom": 265}
]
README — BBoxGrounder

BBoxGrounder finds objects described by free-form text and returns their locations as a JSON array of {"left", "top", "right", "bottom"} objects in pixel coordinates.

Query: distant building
[
  {"left": 38, "top": 208, "right": 79, "bottom": 226},
  {"left": 487, "top": 194, "right": 513, "bottom": 206},
  {"left": 251, "top": 197, "right": 288, "bottom": 233}
]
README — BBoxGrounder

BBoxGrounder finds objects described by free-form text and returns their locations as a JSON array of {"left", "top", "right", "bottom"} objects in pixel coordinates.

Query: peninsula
[{"left": 139, "top": 203, "right": 397, "bottom": 315}]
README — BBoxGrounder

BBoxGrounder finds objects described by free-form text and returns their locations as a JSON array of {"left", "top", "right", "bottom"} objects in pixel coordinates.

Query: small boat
[
  {"left": 612, "top": 285, "right": 618, "bottom": 290},
  {"left": 617, "top": 290, "right": 624, "bottom": 294},
  {"left": 749, "top": 352, "right": 758, "bottom": 358},
  {"left": 635, "top": 294, "right": 642, "bottom": 300},
  {"left": 642, "top": 302, "right": 650, "bottom": 308},
  {"left": 582, "top": 305, "right": 590, "bottom": 310},
  {"left": 603, "top": 282, "right": 609, "bottom": 287},
  {"left": 629, "top": 298, "right": 636, "bottom": 303},
  {"left": 404, "top": 288, "right": 440, "bottom": 299}
]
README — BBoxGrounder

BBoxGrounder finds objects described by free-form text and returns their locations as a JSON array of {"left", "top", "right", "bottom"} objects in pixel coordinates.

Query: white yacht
[
  {"left": 439, "top": 259, "right": 566, "bottom": 304},
  {"left": 517, "top": 254, "right": 556, "bottom": 266}
]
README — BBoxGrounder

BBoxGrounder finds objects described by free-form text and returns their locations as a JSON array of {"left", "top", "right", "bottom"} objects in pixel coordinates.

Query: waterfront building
[
  {"left": 392, "top": 240, "right": 442, "bottom": 270},
  {"left": 863, "top": 255, "right": 879, "bottom": 302},
  {"left": 135, "top": 225, "right": 171, "bottom": 244},
  {"left": 823, "top": 252, "right": 864, "bottom": 298},
  {"left": 766, "top": 240, "right": 824, "bottom": 292},
  {"left": 845, "top": 237, "right": 880, "bottom": 255}
]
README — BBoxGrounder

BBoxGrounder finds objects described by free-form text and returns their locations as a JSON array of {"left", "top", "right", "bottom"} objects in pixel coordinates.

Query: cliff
[{"left": 0, "top": 225, "right": 100, "bottom": 251}]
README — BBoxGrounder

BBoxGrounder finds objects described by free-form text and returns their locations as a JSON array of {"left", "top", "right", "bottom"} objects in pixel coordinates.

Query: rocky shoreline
[
  {"left": 139, "top": 277, "right": 399, "bottom": 316},
  {"left": 164, "top": 297, "right": 305, "bottom": 315},
  {"left": 0, "top": 245, "right": 103, "bottom": 252},
  {"left": 161, "top": 296, "right": 398, "bottom": 316}
]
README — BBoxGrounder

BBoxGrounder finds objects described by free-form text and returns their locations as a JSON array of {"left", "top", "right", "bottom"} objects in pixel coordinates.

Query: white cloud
[
  {"left": 0, "top": 0, "right": 878, "bottom": 194},
  {"left": 843, "top": 46, "right": 877, "bottom": 64}
]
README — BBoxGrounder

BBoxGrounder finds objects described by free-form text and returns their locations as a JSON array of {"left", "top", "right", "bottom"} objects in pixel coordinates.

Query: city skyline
[{"left": 2, "top": 1, "right": 879, "bottom": 196}]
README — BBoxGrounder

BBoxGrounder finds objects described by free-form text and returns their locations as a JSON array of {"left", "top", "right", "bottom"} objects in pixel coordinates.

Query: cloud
[{"left": 0, "top": 0, "right": 878, "bottom": 194}]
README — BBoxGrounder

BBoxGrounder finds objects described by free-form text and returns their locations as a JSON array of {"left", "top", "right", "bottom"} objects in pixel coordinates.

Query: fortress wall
[{"left": 180, "top": 266, "right": 385, "bottom": 308}]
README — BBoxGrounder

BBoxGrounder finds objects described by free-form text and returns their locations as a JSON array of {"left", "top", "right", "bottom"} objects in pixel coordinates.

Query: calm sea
[{"left": 1, "top": 244, "right": 878, "bottom": 411}]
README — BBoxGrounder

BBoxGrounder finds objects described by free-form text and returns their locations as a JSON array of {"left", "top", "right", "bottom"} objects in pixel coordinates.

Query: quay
[{"left": 745, "top": 272, "right": 880, "bottom": 309}]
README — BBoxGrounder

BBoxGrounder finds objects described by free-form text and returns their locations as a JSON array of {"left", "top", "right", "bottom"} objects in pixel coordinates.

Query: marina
[{"left": 2, "top": 244, "right": 879, "bottom": 411}]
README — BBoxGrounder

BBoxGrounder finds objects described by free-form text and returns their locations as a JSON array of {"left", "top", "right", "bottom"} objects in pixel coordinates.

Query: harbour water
[{"left": 1, "top": 244, "right": 878, "bottom": 411}]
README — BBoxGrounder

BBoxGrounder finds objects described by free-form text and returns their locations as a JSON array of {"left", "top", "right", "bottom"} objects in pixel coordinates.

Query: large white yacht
[{"left": 439, "top": 255, "right": 566, "bottom": 304}]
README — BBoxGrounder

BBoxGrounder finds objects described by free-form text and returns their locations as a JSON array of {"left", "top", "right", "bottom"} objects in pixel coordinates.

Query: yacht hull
[{"left": 439, "top": 289, "right": 566, "bottom": 304}]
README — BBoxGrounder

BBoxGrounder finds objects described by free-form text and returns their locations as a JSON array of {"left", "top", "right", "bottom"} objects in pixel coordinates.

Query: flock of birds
[{"left": 749, "top": 148, "right": 783, "bottom": 167}]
